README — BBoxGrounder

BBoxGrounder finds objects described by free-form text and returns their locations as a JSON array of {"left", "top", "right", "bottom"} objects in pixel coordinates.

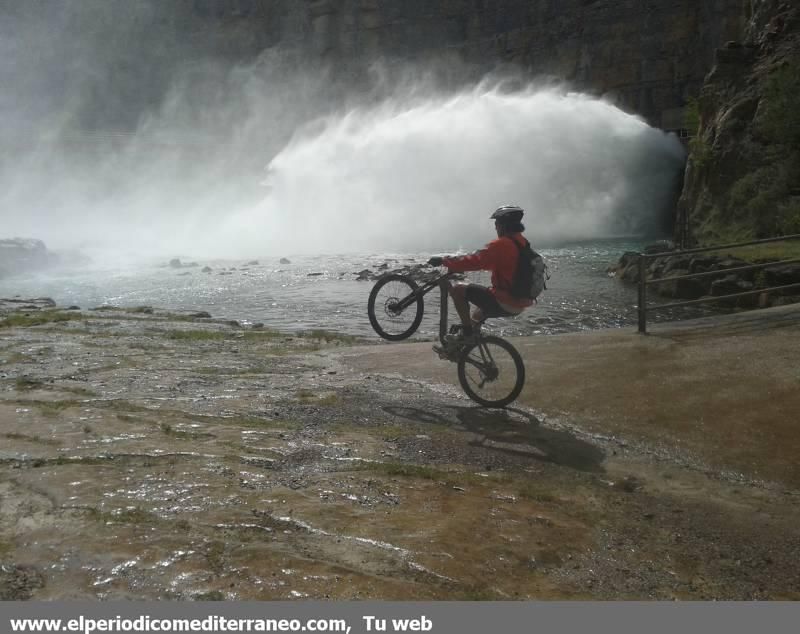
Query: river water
[{"left": 0, "top": 239, "right": 713, "bottom": 339}]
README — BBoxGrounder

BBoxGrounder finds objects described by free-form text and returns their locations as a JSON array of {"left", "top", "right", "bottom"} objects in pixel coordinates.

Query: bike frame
[{"left": 393, "top": 272, "right": 456, "bottom": 345}]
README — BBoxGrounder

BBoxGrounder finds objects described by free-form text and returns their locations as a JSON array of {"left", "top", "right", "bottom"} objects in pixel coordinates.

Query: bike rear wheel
[
  {"left": 457, "top": 335, "right": 525, "bottom": 408},
  {"left": 367, "top": 274, "right": 425, "bottom": 341}
]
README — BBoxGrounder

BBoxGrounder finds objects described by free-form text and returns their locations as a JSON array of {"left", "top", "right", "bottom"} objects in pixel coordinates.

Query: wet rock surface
[{"left": 0, "top": 304, "right": 799, "bottom": 599}]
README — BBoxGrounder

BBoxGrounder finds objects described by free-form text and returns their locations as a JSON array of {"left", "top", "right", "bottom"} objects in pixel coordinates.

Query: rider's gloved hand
[{"left": 427, "top": 256, "right": 444, "bottom": 267}]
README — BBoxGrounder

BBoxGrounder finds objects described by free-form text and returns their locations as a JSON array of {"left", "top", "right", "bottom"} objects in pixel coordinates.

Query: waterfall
[
  {"left": 229, "top": 83, "right": 686, "bottom": 255},
  {"left": 2, "top": 32, "right": 684, "bottom": 260}
]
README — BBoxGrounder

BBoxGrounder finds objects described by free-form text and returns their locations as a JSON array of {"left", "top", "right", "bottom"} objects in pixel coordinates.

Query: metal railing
[{"left": 637, "top": 234, "right": 800, "bottom": 334}]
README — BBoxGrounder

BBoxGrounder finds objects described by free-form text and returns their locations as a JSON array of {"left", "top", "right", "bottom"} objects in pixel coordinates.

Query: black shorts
[{"left": 464, "top": 284, "right": 517, "bottom": 318}]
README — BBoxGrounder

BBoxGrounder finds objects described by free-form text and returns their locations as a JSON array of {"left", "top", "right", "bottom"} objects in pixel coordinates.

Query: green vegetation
[
  {"left": 303, "top": 329, "right": 359, "bottom": 345},
  {"left": 456, "top": 585, "right": 504, "bottom": 601},
  {"left": 195, "top": 365, "right": 270, "bottom": 376},
  {"left": 61, "top": 386, "right": 99, "bottom": 398},
  {"left": 725, "top": 240, "right": 800, "bottom": 262},
  {"left": 14, "top": 377, "right": 43, "bottom": 391},
  {"left": 175, "top": 519, "right": 192, "bottom": 532},
  {"left": 116, "top": 413, "right": 145, "bottom": 423},
  {"left": 315, "top": 395, "right": 340, "bottom": 406},
  {"left": 377, "top": 423, "right": 426, "bottom": 439},
  {"left": 3, "top": 432, "right": 61, "bottom": 446},
  {"left": 204, "top": 540, "right": 227, "bottom": 574},
  {"left": 357, "top": 462, "right": 454, "bottom": 481},
  {"left": 684, "top": 94, "right": 716, "bottom": 169},
  {"left": 782, "top": 199, "right": 800, "bottom": 235},
  {"left": 127, "top": 342, "right": 168, "bottom": 351},
  {"left": 166, "top": 330, "right": 226, "bottom": 341},
  {"left": 87, "top": 506, "right": 156, "bottom": 525},
  {"left": 10, "top": 399, "right": 83, "bottom": 417},
  {"left": 687, "top": 62, "right": 800, "bottom": 243},
  {"left": 29, "top": 455, "right": 119, "bottom": 468},
  {"left": 684, "top": 96, "right": 701, "bottom": 132},
  {"left": 15, "top": 382, "right": 98, "bottom": 398},
  {"left": 516, "top": 484, "right": 559, "bottom": 504},
  {"left": 193, "top": 591, "right": 226, "bottom": 601},
  {"left": 762, "top": 60, "right": 800, "bottom": 146},
  {"left": 350, "top": 462, "right": 561, "bottom": 507},
  {"left": 725, "top": 160, "right": 800, "bottom": 238},
  {"left": 159, "top": 422, "right": 213, "bottom": 440},
  {"left": 214, "top": 415, "right": 301, "bottom": 430},
  {"left": 712, "top": 59, "right": 800, "bottom": 240},
  {"left": 688, "top": 135, "right": 713, "bottom": 170},
  {"left": 0, "top": 311, "right": 82, "bottom": 329},
  {"left": 295, "top": 389, "right": 339, "bottom": 406},
  {"left": 90, "top": 305, "right": 153, "bottom": 313},
  {"left": 239, "top": 329, "right": 286, "bottom": 341}
]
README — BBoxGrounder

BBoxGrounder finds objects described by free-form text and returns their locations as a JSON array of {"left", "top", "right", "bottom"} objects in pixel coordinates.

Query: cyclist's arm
[{"left": 443, "top": 240, "right": 503, "bottom": 273}]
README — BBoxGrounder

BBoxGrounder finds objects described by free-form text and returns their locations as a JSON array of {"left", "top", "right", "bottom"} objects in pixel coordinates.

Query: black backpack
[{"left": 508, "top": 237, "right": 548, "bottom": 301}]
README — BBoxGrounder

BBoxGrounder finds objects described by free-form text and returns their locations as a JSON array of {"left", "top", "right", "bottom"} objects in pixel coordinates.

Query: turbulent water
[{"left": 0, "top": 239, "right": 714, "bottom": 339}]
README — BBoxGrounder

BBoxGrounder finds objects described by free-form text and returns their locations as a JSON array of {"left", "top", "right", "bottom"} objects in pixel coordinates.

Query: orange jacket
[{"left": 442, "top": 233, "right": 534, "bottom": 309}]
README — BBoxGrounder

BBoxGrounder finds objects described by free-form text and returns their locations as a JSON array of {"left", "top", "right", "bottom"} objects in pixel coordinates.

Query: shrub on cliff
[
  {"left": 716, "top": 59, "right": 800, "bottom": 240},
  {"left": 762, "top": 59, "right": 800, "bottom": 147},
  {"left": 727, "top": 162, "right": 800, "bottom": 237}
]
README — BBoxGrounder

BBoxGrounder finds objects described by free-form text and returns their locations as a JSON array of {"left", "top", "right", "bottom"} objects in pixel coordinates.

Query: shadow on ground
[{"left": 383, "top": 404, "right": 605, "bottom": 472}]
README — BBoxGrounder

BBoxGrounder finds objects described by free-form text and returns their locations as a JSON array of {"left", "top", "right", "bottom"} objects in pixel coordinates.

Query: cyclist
[{"left": 428, "top": 205, "right": 534, "bottom": 351}]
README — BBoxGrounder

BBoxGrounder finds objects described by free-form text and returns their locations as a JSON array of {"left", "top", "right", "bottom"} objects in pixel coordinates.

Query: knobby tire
[
  {"left": 457, "top": 335, "right": 525, "bottom": 408},
  {"left": 367, "top": 274, "right": 425, "bottom": 341}
]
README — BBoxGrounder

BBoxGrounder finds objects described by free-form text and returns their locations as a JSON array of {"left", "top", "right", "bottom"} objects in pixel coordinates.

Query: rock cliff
[
  {"left": 8, "top": 1, "right": 748, "bottom": 131},
  {"left": 676, "top": 0, "right": 800, "bottom": 245},
  {"left": 288, "top": 0, "right": 748, "bottom": 128},
  {"left": 184, "top": 0, "right": 748, "bottom": 129}
]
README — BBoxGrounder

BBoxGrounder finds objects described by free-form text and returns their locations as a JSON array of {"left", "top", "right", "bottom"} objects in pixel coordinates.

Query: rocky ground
[{"left": 0, "top": 302, "right": 799, "bottom": 600}]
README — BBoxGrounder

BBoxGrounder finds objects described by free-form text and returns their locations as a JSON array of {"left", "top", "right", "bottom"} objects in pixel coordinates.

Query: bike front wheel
[
  {"left": 457, "top": 335, "right": 525, "bottom": 408},
  {"left": 367, "top": 274, "right": 425, "bottom": 341}
]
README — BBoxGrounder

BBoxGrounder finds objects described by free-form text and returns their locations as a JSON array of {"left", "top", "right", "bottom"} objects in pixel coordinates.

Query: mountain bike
[{"left": 367, "top": 270, "right": 525, "bottom": 408}]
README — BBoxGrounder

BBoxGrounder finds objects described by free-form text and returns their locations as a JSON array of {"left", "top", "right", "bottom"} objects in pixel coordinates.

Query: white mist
[
  {"left": 2, "top": 72, "right": 684, "bottom": 261},
  {"left": 219, "top": 83, "right": 685, "bottom": 256}
]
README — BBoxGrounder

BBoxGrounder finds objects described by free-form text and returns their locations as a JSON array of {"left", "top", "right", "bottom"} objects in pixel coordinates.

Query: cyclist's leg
[
  {"left": 464, "top": 285, "right": 513, "bottom": 323},
  {"left": 448, "top": 282, "right": 475, "bottom": 334}
]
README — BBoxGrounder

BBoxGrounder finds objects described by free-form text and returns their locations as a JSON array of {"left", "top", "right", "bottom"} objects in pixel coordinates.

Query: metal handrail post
[
  {"left": 638, "top": 255, "right": 647, "bottom": 334},
  {"left": 626, "top": 233, "right": 799, "bottom": 332}
]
